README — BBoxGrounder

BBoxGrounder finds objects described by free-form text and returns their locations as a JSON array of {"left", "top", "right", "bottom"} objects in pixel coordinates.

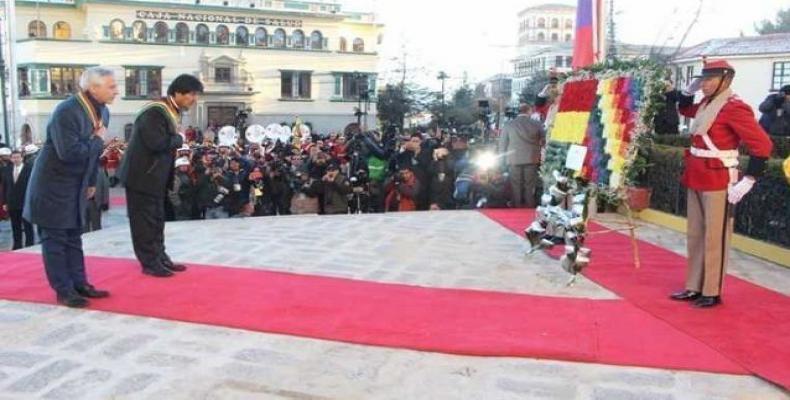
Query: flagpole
[
  {"left": 4, "top": 0, "right": 18, "bottom": 147},
  {"left": 598, "top": 0, "right": 608, "bottom": 63}
]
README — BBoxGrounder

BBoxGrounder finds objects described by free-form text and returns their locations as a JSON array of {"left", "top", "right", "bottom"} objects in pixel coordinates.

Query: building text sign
[{"left": 135, "top": 10, "right": 303, "bottom": 27}]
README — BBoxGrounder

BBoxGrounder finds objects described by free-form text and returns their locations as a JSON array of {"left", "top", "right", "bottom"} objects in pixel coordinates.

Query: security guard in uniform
[{"left": 669, "top": 60, "right": 773, "bottom": 308}]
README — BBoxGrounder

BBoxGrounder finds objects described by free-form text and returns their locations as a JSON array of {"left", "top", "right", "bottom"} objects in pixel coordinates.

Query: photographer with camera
[
  {"left": 202, "top": 167, "right": 231, "bottom": 219},
  {"left": 168, "top": 157, "right": 196, "bottom": 221},
  {"left": 321, "top": 162, "right": 351, "bottom": 214},
  {"left": 428, "top": 147, "right": 456, "bottom": 210},
  {"left": 384, "top": 165, "right": 420, "bottom": 212},
  {"left": 394, "top": 133, "right": 432, "bottom": 210},
  {"left": 759, "top": 85, "right": 790, "bottom": 136},
  {"left": 261, "top": 162, "right": 292, "bottom": 216},
  {"left": 290, "top": 170, "right": 321, "bottom": 214},
  {"left": 223, "top": 157, "right": 251, "bottom": 217}
]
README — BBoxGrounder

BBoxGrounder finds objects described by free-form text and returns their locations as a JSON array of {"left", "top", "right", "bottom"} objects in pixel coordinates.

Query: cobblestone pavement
[{"left": 1, "top": 197, "right": 788, "bottom": 399}]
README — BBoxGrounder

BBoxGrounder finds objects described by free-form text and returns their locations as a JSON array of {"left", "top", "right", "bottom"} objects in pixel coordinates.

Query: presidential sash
[
  {"left": 75, "top": 91, "right": 103, "bottom": 131},
  {"left": 137, "top": 97, "right": 181, "bottom": 133}
]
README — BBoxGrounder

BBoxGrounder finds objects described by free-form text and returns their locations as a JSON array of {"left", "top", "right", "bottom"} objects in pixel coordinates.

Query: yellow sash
[
  {"left": 137, "top": 97, "right": 180, "bottom": 132},
  {"left": 75, "top": 91, "right": 103, "bottom": 130}
]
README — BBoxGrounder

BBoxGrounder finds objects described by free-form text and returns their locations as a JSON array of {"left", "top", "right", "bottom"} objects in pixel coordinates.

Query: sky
[{"left": 339, "top": 0, "right": 788, "bottom": 91}]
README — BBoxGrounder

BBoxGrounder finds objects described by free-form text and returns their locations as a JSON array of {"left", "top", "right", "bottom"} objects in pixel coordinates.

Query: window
[
  {"left": 49, "top": 66, "right": 83, "bottom": 96},
  {"left": 565, "top": 33, "right": 572, "bottom": 42},
  {"left": 125, "top": 67, "right": 162, "bottom": 99},
  {"left": 28, "top": 20, "right": 46, "bottom": 38},
  {"left": 537, "top": 18, "right": 546, "bottom": 28},
  {"left": 339, "top": 37, "right": 347, "bottom": 52},
  {"left": 565, "top": 19, "right": 573, "bottom": 29},
  {"left": 352, "top": 38, "right": 364, "bottom": 52},
  {"left": 216, "top": 25, "right": 229, "bottom": 45},
  {"left": 310, "top": 31, "right": 323, "bottom": 50},
  {"left": 338, "top": 73, "right": 373, "bottom": 100},
  {"left": 555, "top": 56, "right": 564, "bottom": 67},
  {"left": 551, "top": 18, "right": 559, "bottom": 28},
  {"left": 18, "top": 68, "right": 30, "bottom": 97},
  {"left": 196, "top": 24, "right": 209, "bottom": 44},
  {"left": 685, "top": 65, "right": 694, "bottom": 85},
  {"left": 154, "top": 22, "right": 169, "bottom": 43},
  {"left": 551, "top": 33, "right": 558, "bottom": 42},
  {"left": 236, "top": 26, "right": 249, "bottom": 46},
  {"left": 109, "top": 19, "right": 124, "bottom": 40},
  {"left": 53, "top": 22, "right": 71, "bottom": 39},
  {"left": 255, "top": 27, "right": 267, "bottom": 46},
  {"left": 176, "top": 23, "right": 189, "bottom": 43},
  {"left": 292, "top": 29, "right": 305, "bottom": 48},
  {"left": 280, "top": 71, "right": 311, "bottom": 99},
  {"left": 772, "top": 62, "right": 790, "bottom": 91},
  {"left": 132, "top": 20, "right": 147, "bottom": 42},
  {"left": 537, "top": 32, "right": 545, "bottom": 41},
  {"left": 565, "top": 56, "right": 573, "bottom": 67},
  {"left": 273, "top": 28, "right": 286, "bottom": 48},
  {"left": 215, "top": 67, "right": 231, "bottom": 83}
]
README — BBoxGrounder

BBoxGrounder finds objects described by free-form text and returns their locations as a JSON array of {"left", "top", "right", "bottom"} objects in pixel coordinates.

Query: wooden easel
[{"left": 583, "top": 188, "right": 642, "bottom": 269}]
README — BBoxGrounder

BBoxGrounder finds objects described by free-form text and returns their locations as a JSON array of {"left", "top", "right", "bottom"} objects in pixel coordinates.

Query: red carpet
[
  {"left": 0, "top": 252, "right": 746, "bottom": 375},
  {"left": 109, "top": 195, "right": 126, "bottom": 207},
  {"left": 481, "top": 208, "right": 790, "bottom": 389}
]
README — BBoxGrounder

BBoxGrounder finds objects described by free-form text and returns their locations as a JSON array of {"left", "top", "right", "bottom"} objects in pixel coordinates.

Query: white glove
[
  {"left": 727, "top": 177, "right": 755, "bottom": 204},
  {"left": 682, "top": 78, "right": 702, "bottom": 96}
]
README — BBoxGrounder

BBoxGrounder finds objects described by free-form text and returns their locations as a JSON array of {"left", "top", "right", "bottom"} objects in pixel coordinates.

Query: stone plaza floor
[{"left": 0, "top": 193, "right": 787, "bottom": 399}]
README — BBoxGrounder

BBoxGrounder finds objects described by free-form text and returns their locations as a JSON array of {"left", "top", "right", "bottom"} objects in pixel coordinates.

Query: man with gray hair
[
  {"left": 499, "top": 103, "right": 546, "bottom": 208},
  {"left": 24, "top": 66, "right": 118, "bottom": 308}
]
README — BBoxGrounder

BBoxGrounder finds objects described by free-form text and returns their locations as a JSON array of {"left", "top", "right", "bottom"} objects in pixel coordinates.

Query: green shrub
[{"left": 645, "top": 145, "right": 790, "bottom": 247}]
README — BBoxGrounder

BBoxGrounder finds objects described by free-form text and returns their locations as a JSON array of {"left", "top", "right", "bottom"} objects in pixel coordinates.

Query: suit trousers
[
  {"left": 83, "top": 199, "right": 102, "bottom": 233},
  {"left": 39, "top": 227, "right": 87, "bottom": 296},
  {"left": 126, "top": 189, "right": 171, "bottom": 270},
  {"left": 10, "top": 209, "right": 34, "bottom": 249},
  {"left": 510, "top": 164, "right": 539, "bottom": 208},
  {"left": 685, "top": 189, "right": 734, "bottom": 297}
]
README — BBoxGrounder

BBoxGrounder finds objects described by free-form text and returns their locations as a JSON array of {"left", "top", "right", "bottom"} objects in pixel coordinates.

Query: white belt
[{"left": 689, "top": 147, "right": 740, "bottom": 183}]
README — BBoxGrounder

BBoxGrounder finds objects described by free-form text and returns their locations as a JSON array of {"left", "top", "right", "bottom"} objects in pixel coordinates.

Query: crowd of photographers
[{"left": 142, "top": 127, "right": 511, "bottom": 221}]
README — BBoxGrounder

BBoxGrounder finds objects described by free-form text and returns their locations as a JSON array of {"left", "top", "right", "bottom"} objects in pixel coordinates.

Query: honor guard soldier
[{"left": 669, "top": 60, "right": 773, "bottom": 308}]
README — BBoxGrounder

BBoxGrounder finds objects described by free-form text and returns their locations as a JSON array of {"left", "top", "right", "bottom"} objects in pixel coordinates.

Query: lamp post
[{"left": 437, "top": 71, "right": 448, "bottom": 128}]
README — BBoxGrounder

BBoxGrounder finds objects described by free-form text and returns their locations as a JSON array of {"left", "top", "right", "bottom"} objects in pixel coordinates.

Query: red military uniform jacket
[{"left": 679, "top": 95, "right": 773, "bottom": 191}]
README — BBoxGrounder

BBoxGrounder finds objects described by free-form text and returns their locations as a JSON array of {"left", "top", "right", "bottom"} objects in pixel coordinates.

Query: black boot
[
  {"left": 693, "top": 296, "right": 721, "bottom": 308},
  {"left": 57, "top": 293, "right": 89, "bottom": 308}
]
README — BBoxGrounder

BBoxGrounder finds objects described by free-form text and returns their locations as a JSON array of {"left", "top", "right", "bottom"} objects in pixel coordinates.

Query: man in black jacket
[
  {"left": 1, "top": 150, "right": 34, "bottom": 249},
  {"left": 117, "top": 74, "right": 203, "bottom": 277}
]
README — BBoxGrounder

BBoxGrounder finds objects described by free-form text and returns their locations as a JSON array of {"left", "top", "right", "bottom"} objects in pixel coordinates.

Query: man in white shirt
[{"left": 1, "top": 150, "right": 34, "bottom": 249}]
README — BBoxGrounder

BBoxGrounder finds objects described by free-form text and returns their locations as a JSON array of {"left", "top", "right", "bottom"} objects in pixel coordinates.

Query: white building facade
[
  {"left": 511, "top": 3, "right": 576, "bottom": 105},
  {"left": 9, "top": 0, "right": 383, "bottom": 143},
  {"left": 671, "top": 33, "right": 790, "bottom": 117}
]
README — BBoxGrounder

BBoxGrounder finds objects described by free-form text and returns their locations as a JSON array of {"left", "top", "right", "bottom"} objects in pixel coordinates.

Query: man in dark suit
[
  {"left": 23, "top": 67, "right": 118, "bottom": 308},
  {"left": 117, "top": 74, "right": 203, "bottom": 278},
  {"left": 1, "top": 150, "right": 34, "bottom": 249}
]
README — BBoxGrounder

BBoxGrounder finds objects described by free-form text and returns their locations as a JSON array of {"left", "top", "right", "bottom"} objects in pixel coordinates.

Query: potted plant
[{"left": 624, "top": 135, "right": 654, "bottom": 211}]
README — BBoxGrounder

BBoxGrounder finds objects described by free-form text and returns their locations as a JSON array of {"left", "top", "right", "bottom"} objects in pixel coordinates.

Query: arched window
[
  {"left": 292, "top": 29, "right": 305, "bottom": 48},
  {"left": 154, "top": 22, "right": 169, "bottom": 43},
  {"left": 196, "top": 24, "right": 209, "bottom": 44},
  {"left": 236, "top": 26, "right": 249, "bottom": 46},
  {"left": 28, "top": 20, "right": 47, "bottom": 38},
  {"left": 310, "top": 30, "right": 323, "bottom": 50},
  {"left": 537, "top": 32, "right": 545, "bottom": 41},
  {"left": 565, "top": 19, "right": 573, "bottom": 29},
  {"left": 565, "top": 33, "right": 572, "bottom": 42},
  {"left": 255, "top": 27, "right": 267, "bottom": 46},
  {"left": 216, "top": 25, "right": 230, "bottom": 45},
  {"left": 132, "top": 20, "right": 147, "bottom": 42},
  {"left": 551, "top": 18, "right": 559, "bottom": 28},
  {"left": 352, "top": 38, "right": 364, "bottom": 52},
  {"left": 175, "top": 22, "right": 189, "bottom": 43},
  {"left": 551, "top": 33, "right": 559, "bottom": 42},
  {"left": 537, "top": 18, "right": 546, "bottom": 28},
  {"left": 273, "top": 28, "right": 286, "bottom": 48},
  {"left": 109, "top": 19, "right": 124, "bottom": 40},
  {"left": 53, "top": 21, "right": 71, "bottom": 39},
  {"left": 339, "top": 37, "right": 347, "bottom": 52}
]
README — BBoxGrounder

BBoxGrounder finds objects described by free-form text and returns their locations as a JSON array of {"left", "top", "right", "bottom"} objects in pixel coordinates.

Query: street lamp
[{"left": 437, "top": 71, "right": 448, "bottom": 128}]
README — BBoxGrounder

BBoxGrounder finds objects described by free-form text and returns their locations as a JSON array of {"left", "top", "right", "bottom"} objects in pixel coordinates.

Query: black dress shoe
[
  {"left": 75, "top": 284, "right": 110, "bottom": 299},
  {"left": 693, "top": 296, "right": 721, "bottom": 308},
  {"left": 142, "top": 266, "right": 174, "bottom": 278},
  {"left": 57, "top": 293, "right": 89, "bottom": 308},
  {"left": 164, "top": 263, "right": 187, "bottom": 272},
  {"left": 669, "top": 290, "right": 701, "bottom": 301}
]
